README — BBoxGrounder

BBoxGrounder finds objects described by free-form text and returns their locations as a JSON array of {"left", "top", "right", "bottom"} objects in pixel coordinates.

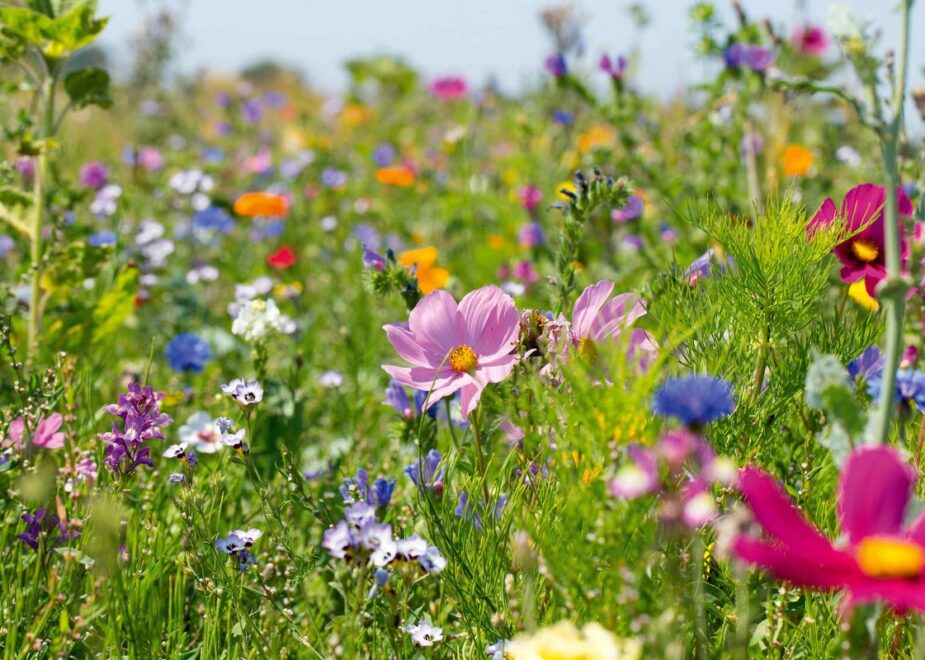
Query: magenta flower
[
  {"left": 807, "top": 183, "right": 914, "bottom": 296},
  {"left": 568, "top": 280, "right": 657, "bottom": 366},
  {"left": 793, "top": 25, "right": 829, "bottom": 57},
  {"left": 734, "top": 445, "right": 925, "bottom": 613},
  {"left": 382, "top": 285, "right": 520, "bottom": 419},
  {"left": 429, "top": 76, "right": 468, "bottom": 100}
]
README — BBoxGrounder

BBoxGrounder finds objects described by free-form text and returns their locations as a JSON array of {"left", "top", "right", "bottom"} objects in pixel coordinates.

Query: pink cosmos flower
[
  {"left": 807, "top": 183, "right": 914, "bottom": 296},
  {"left": 428, "top": 76, "right": 468, "bottom": 100},
  {"left": 32, "top": 413, "right": 66, "bottom": 449},
  {"left": 793, "top": 25, "right": 829, "bottom": 57},
  {"left": 734, "top": 445, "right": 925, "bottom": 613},
  {"left": 382, "top": 285, "right": 520, "bottom": 419},
  {"left": 567, "top": 280, "right": 657, "bottom": 366},
  {"left": 1, "top": 417, "right": 25, "bottom": 450}
]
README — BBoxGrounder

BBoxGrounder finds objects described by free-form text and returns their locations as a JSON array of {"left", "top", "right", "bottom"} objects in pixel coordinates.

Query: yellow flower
[
  {"left": 399, "top": 246, "right": 449, "bottom": 294},
  {"left": 782, "top": 144, "right": 814, "bottom": 177},
  {"left": 340, "top": 103, "right": 371, "bottom": 125},
  {"left": 507, "top": 621, "right": 642, "bottom": 660},
  {"left": 848, "top": 280, "right": 880, "bottom": 311},
  {"left": 577, "top": 124, "right": 615, "bottom": 153},
  {"left": 556, "top": 181, "right": 576, "bottom": 202}
]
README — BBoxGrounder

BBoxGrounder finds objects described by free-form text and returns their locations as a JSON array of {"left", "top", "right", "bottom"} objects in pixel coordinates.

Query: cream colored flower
[{"left": 507, "top": 621, "right": 642, "bottom": 660}]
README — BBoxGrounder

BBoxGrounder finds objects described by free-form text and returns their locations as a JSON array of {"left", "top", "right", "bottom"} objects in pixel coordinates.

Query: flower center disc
[
  {"left": 856, "top": 536, "right": 925, "bottom": 579},
  {"left": 578, "top": 337, "right": 598, "bottom": 360},
  {"left": 851, "top": 239, "right": 879, "bottom": 263},
  {"left": 448, "top": 344, "right": 478, "bottom": 373}
]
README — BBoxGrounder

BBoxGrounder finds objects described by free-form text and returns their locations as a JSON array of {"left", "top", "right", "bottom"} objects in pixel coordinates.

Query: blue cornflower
[
  {"left": 867, "top": 369, "right": 925, "bottom": 411},
  {"left": 88, "top": 230, "right": 117, "bottom": 247},
  {"left": 652, "top": 375, "right": 736, "bottom": 427},
  {"left": 192, "top": 206, "right": 235, "bottom": 234},
  {"left": 165, "top": 333, "right": 212, "bottom": 373},
  {"left": 552, "top": 110, "right": 574, "bottom": 125},
  {"left": 544, "top": 53, "right": 568, "bottom": 78}
]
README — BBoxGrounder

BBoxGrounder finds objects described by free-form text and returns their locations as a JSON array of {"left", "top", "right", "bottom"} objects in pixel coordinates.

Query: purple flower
[
  {"left": 321, "top": 167, "right": 347, "bottom": 188},
  {"left": 18, "top": 507, "right": 80, "bottom": 560},
  {"left": 88, "top": 231, "right": 117, "bottom": 247},
  {"left": 405, "top": 449, "right": 445, "bottom": 495},
  {"left": 518, "top": 221, "right": 545, "bottom": 247},
  {"left": 608, "top": 445, "right": 659, "bottom": 499},
  {"left": 417, "top": 544, "right": 447, "bottom": 573},
  {"left": 725, "top": 42, "right": 774, "bottom": 72},
  {"left": 215, "top": 528, "right": 261, "bottom": 571},
  {"left": 322, "top": 520, "right": 356, "bottom": 559},
  {"left": 362, "top": 244, "right": 386, "bottom": 271},
  {"left": 241, "top": 98, "right": 263, "bottom": 123},
  {"left": 848, "top": 346, "right": 884, "bottom": 381},
  {"left": 373, "top": 143, "right": 396, "bottom": 167},
  {"left": 552, "top": 110, "right": 574, "bottom": 125},
  {"left": 545, "top": 53, "right": 568, "bottom": 78},
  {"left": 340, "top": 468, "right": 396, "bottom": 509},
  {"left": 79, "top": 161, "right": 109, "bottom": 190},
  {"left": 0, "top": 234, "right": 14, "bottom": 258},
  {"left": 99, "top": 383, "right": 172, "bottom": 476},
  {"left": 611, "top": 195, "right": 643, "bottom": 223},
  {"left": 599, "top": 53, "right": 627, "bottom": 79}
]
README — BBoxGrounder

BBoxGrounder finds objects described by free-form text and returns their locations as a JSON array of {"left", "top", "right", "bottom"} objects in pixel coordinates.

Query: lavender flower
[
  {"left": 79, "top": 161, "right": 109, "bottom": 190},
  {"left": 220, "top": 379, "right": 264, "bottom": 406},
  {"left": 99, "top": 383, "right": 172, "bottom": 476},
  {"left": 545, "top": 53, "right": 568, "bottom": 78},
  {"left": 406, "top": 620, "right": 443, "bottom": 647}
]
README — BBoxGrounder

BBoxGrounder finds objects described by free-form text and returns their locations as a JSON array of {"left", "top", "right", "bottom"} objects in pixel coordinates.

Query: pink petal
[
  {"left": 838, "top": 444, "right": 915, "bottom": 544},
  {"left": 407, "top": 289, "right": 461, "bottom": 355},
  {"left": 9, "top": 417, "right": 24, "bottom": 442},
  {"left": 456, "top": 285, "right": 520, "bottom": 357},
  {"left": 458, "top": 381, "right": 485, "bottom": 419},
  {"left": 384, "top": 324, "right": 441, "bottom": 367},
  {"left": 807, "top": 198, "right": 837, "bottom": 238},
  {"left": 590, "top": 293, "right": 646, "bottom": 341},
  {"left": 733, "top": 537, "right": 858, "bottom": 589},
  {"left": 841, "top": 183, "right": 885, "bottom": 233},
  {"left": 844, "top": 576, "right": 925, "bottom": 615},
  {"left": 571, "top": 280, "right": 614, "bottom": 339},
  {"left": 473, "top": 354, "right": 517, "bottom": 385},
  {"left": 738, "top": 467, "right": 834, "bottom": 554}
]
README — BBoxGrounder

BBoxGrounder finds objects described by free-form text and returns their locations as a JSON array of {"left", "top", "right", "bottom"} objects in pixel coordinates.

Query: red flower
[{"left": 268, "top": 246, "right": 297, "bottom": 269}]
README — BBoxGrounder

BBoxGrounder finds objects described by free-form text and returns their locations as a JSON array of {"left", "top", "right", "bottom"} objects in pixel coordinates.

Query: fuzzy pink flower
[
  {"left": 382, "top": 285, "right": 520, "bottom": 419},
  {"left": 428, "top": 76, "right": 468, "bottom": 100},
  {"left": 793, "top": 25, "right": 829, "bottom": 57},
  {"left": 807, "top": 183, "right": 914, "bottom": 296},
  {"left": 568, "top": 280, "right": 657, "bottom": 366},
  {"left": 734, "top": 445, "right": 925, "bottom": 614}
]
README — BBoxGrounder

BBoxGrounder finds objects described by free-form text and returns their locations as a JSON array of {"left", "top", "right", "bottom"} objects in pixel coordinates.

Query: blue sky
[{"left": 97, "top": 0, "right": 921, "bottom": 99}]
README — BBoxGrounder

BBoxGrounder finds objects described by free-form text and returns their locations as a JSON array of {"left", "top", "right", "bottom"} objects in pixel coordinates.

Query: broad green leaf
[
  {"left": 44, "top": 2, "right": 107, "bottom": 56},
  {"left": 64, "top": 66, "right": 110, "bottom": 108},
  {"left": 0, "top": 7, "right": 55, "bottom": 46},
  {"left": 0, "top": 184, "right": 33, "bottom": 208},
  {"left": 0, "top": 28, "right": 26, "bottom": 61},
  {"left": 91, "top": 266, "right": 138, "bottom": 344}
]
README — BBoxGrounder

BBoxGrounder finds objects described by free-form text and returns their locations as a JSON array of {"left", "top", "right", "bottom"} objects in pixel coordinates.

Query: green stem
[
  {"left": 691, "top": 534, "right": 709, "bottom": 659},
  {"left": 750, "top": 320, "right": 770, "bottom": 401},
  {"left": 26, "top": 69, "right": 58, "bottom": 373},
  {"left": 871, "top": 0, "right": 914, "bottom": 444},
  {"left": 470, "top": 411, "right": 491, "bottom": 503}
]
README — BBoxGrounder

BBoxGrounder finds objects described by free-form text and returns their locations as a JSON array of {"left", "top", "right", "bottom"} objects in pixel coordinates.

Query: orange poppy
[
  {"left": 233, "top": 192, "right": 290, "bottom": 218},
  {"left": 399, "top": 246, "right": 449, "bottom": 294},
  {"left": 782, "top": 144, "right": 814, "bottom": 177},
  {"left": 376, "top": 166, "right": 415, "bottom": 187}
]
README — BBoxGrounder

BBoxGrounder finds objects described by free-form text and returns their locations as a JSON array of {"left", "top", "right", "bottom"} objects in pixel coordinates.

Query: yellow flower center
[
  {"left": 851, "top": 239, "right": 879, "bottom": 263},
  {"left": 448, "top": 344, "right": 478, "bottom": 373},
  {"left": 577, "top": 337, "right": 598, "bottom": 361},
  {"left": 856, "top": 536, "right": 925, "bottom": 579}
]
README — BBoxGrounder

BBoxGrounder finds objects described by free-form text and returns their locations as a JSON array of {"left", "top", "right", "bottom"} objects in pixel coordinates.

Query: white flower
[
  {"left": 406, "top": 620, "right": 443, "bottom": 647},
  {"left": 221, "top": 428, "right": 247, "bottom": 448},
  {"left": 178, "top": 411, "right": 223, "bottom": 454},
  {"left": 396, "top": 535, "right": 428, "bottom": 559},
  {"left": 231, "top": 298, "right": 296, "bottom": 342},
  {"left": 162, "top": 443, "right": 188, "bottom": 458}
]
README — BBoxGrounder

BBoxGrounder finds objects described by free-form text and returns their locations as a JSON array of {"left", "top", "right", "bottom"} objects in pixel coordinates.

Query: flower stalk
[{"left": 870, "top": 0, "right": 914, "bottom": 444}]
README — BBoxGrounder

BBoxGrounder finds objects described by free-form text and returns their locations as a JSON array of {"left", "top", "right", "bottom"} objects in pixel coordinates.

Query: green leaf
[
  {"left": 0, "top": 7, "right": 55, "bottom": 47},
  {"left": 91, "top": 267, "right": 138, "bottom": 345},
  {"left": 0, "top": 28, "right": 27, "bottom": 61},
  {"left": 45, "top": 2, "right": 106, "bottom": 55},
  {"left": 0, "top": 185, "right": 33, "bottom": 208},
  {"left": 63, "top": 66, "right": 110, "bottom": 108}
]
